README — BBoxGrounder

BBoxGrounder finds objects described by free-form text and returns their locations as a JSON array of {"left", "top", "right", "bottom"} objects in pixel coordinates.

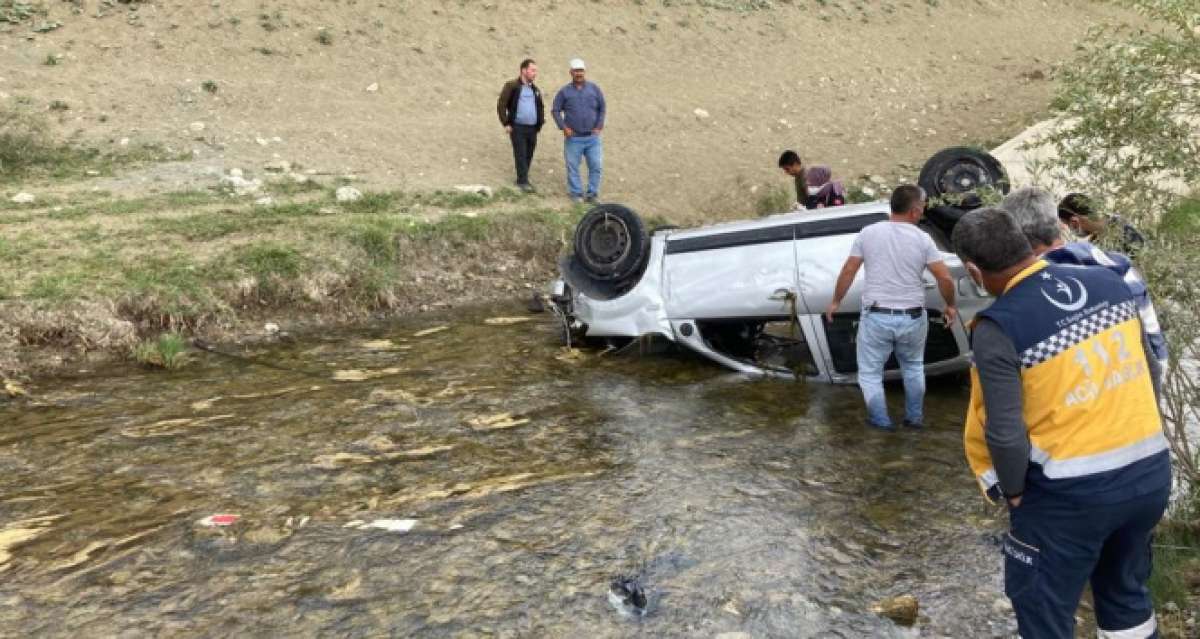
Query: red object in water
[{"left": 198, "top": 513, "right": 240, "bottom": 527}]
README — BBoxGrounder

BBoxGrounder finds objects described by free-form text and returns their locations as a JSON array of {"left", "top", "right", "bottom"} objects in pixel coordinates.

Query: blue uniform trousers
[{"left": 1004, "top": 487, "right": 1169, "bottom": 638}]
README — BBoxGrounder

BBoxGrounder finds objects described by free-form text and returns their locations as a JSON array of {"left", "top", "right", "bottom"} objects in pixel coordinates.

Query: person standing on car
[
  {"left": 551, "top": 58, "right": 606, "bottom": 204},
  {"left": 496, "top": 58, "right": 544, "bottom": 193},
  {"left": 951, "top": 207, "right": 1169, "bottom": 639},
  {"left": 1001, "top": 187, "right": 1167, "bottom": 393},
  {"left": 825, "top": 185, "right": 958, "bottom": 430}
]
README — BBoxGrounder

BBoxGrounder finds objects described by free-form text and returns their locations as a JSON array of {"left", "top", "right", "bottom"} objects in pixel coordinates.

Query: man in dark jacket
[{"left": 496, "top": 59, "right": 544, "bottom": 193}]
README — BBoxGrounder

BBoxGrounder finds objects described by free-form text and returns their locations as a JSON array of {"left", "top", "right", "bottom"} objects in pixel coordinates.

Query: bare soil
[{"left": 3, "top": 0, "right": 1125, "bottom": 221}]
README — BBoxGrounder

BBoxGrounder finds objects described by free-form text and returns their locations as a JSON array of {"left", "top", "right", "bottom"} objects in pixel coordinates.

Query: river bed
[{"left": 0, "top": 305, "right": 1016, "bottom": 637}]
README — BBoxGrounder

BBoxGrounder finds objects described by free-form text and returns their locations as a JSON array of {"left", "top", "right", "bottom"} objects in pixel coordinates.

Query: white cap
[{"left": 569, "top": 58, "right": 586, "bottom": 70}]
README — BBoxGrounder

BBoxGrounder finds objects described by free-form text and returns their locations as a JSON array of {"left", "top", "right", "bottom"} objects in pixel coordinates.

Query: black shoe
[
  {"left": 518, "top": 182, "right": 536, "bottom": 193},
  {"left": 867, "top": 421, "right": 897, "bottom": 432},
  {"left": 584, "top": 194, "right": 598, "bottom": 204},
  {"left": 902, "top": 419, "right": 924, "bottom": 429}
]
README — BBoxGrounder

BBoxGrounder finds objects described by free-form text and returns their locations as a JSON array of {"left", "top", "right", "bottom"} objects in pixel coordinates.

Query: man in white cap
[{"left": 551, "top": 57, "right": 607, "bottom": 203}]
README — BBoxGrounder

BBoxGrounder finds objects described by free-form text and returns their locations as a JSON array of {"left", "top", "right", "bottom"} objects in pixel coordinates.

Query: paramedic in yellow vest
[{"left": 951, "top": 207, "right": 1170, "bottom": 639}]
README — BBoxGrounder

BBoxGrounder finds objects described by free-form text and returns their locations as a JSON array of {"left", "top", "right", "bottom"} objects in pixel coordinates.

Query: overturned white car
[{"left": 548, "top": 147, "right": 1010, "bottom": 383}]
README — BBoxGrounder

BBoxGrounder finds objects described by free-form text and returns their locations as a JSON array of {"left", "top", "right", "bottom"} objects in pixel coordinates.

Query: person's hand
[
  {"left": 943, "top": 305, "right": 958, "bottom": 326},
  {"left": 1008, "top": 495, "right": 1022, "bottom": 508},
  {"left": 825, "top": 300, "right": 840, "bottom": 323},
  {"left": 504, "top": 125, "right": 512, "bottom": 134},
  {"left": 564, "top": 127, "right": 574, "bottom": 138}
]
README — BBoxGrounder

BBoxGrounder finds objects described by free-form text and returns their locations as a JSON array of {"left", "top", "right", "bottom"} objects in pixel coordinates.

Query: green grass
[
  {"left": 1158, "top": 197, "right": 1200, "bottom": 238},
  {"left": 753, "top": 185, "right": 793, "bottom": 217},
  {"left": 148, "top": 212, "right": 242, "bottom": 241},
  {"left": 1149, "top": 493, "right": 1200, "bottom": 615},
  {"left": 133, "top": 332, "right": 188, "bottom": 369},
  {"left": 233, "top": 243, "right": 305, "bottom": 279},
  {"left": 337, "top": 190, "right": 401, "bottom": 215}
]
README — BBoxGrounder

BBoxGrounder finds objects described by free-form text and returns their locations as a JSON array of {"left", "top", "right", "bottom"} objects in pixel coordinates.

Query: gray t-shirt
[{"left": 849, "top": 220, "right": 943, "bottom": 309}]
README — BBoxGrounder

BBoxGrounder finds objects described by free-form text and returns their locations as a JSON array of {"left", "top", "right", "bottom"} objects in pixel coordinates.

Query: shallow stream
[{"left": 0, "top": 304, "right": 1016, "bottom": 637}]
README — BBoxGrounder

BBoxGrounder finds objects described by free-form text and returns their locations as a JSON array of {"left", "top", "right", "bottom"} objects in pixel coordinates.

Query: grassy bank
[{"left": 0, "top": 179, "right": 585, "bottom": 378}]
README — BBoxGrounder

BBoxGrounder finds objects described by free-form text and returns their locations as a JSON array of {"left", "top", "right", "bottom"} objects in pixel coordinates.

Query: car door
[{"left": 663, "top": 220, "right": 799, "bottom": 322}]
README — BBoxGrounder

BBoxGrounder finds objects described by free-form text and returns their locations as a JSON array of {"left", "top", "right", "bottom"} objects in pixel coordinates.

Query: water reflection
[{"left": 0, "top": 305, "right": 1015, "bottom": 637}]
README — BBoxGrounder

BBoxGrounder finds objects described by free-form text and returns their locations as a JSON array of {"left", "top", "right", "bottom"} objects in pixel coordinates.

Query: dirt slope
[{"left": 2, "top": 0, "right": 1123, "bottom": 221}]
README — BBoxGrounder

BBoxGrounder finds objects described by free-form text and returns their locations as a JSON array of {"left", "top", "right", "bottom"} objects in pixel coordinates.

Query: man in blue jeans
[
  {"left": 826, "top": 185, "right": 958, "bottom": 430},
  {"left": 551, "top": 58, "right": 606, "bottom": 203}
]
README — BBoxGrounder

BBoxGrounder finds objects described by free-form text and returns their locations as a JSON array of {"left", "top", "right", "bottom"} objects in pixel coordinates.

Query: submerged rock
[
  {"left": 870, "top": 594, "right": 919, "bottom": 626},
  {"left": 608, "top": 575, "right": 648, "bottom": 617}
]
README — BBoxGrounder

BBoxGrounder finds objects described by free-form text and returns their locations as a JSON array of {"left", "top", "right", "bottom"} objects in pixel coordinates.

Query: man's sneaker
[
  {"left": 902, "top": 419, "right": 924, "bottom": 429},
  {"left": 518, "top": 182, "right": 536, "bottom": 194},
  {"left": 584, "top": 194, "right": 598, "bottom": 204},
  {"left": 867, "top": 421, "right": 897, "bottom": 432},
  {"left": 569, "top": 195, "right": 584, "bottom": 204}
]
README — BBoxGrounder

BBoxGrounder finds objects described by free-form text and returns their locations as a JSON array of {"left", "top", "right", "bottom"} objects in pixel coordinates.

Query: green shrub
[{"left": 133, "top": 333, "right": 188, "bottom": 369}]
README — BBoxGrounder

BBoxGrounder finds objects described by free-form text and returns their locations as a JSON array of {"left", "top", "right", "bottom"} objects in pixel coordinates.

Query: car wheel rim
[
  {"left": 937, "top": 161, "right": 991, "bottom": 193},
  {"left": 586, "top": 218, "right": 631, "bottom": 266}
]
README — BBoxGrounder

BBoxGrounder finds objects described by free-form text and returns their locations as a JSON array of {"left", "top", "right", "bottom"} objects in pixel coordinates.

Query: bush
[
  {"left": 1038, "top": 0, "right": 1200, "bottom": 613},
  {"left": 0, "top": 106, "right": 72, "bottom": 180}
]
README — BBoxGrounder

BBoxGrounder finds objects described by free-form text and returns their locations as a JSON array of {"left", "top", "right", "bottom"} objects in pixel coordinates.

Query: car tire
[
  {"left": 572, "top": 204, "right": 650, "bottom": 282},
  {"left": 918, "top": 147, "right": 1010, "bottom": 200}
]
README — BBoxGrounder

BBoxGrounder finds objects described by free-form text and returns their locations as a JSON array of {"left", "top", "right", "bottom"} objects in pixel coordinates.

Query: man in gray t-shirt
[{"left": 825, "top": 185, "right": 958, "bottom": 430}]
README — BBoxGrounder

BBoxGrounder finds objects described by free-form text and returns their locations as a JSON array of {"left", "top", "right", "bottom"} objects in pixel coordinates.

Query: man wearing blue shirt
[
  {"left": 551, "top": 58, "right": 606, "bottom": 204},
  {"left": 496, "top": 59, "right": 544, "bottom": 193}
]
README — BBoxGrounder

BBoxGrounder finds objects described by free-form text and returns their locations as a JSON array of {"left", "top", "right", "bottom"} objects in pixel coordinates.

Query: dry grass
[{"left": 0, "top": 183, "right": 578, "bottom": 376}]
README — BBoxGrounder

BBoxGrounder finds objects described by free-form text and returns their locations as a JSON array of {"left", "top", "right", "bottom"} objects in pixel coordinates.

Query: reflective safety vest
[{"left": 964, "top": 260, "right": 1167, "bottom": 501}]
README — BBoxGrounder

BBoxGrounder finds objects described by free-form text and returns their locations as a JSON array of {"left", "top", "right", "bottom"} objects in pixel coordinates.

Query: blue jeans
[
  {"left": 564, "top": 135, "right": 603, "bottom": 198},
  {"left": 855, "top": 311, "right": 927, "bottom": 427}
]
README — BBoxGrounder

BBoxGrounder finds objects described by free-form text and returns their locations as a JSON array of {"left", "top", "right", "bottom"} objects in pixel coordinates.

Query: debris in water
[
  {"left": 413, "top": 326, "right": 449, "bottom": 338},
  {"left": 3, "top": 379, "right": 28, "bottom": 398},
  {"left": 381, "top": 444, "right": 455, "bottom": 460},
  {"left": 608, "top": 575, "right": 648, "bottom": 617},
  {"left": 466, "top": 413, "right": 531, "bottom": 431},
  {"left": 367, "top": 388, "right": 430, "bottom": 405},
  {"left": 360, "top": 339, "right": 398, "bottom": 350},
  {"left": 332, "top": 367, "right": 403, "bottom": 382},
  {"left": 483, "top": 316, "right": 536, "bottom": 326},
  {"left": 346, "top": 519, "right": 418, "bottom": 533},
  {"left": 190, "top": 397, "right": 222, "bottom": 411},
  {"left": 327, "top": 574, "right": 363, "bottom": 601},
  {"left": 0, "top": 516, "right": 59, "bottom": 567},
  {"left": 870, "top": 594, "right": 919, "bottom": 626},
  {"left": 120, "top": 414, "right": 235, "bottom": 439},
  {"left": 197, "top": 514, "right": 240, "bottom": 527},
  {"left": 312, "top": 452, "right": 376, "bottom": 469},
  {"left": 555, "top": 348, "right": 586, "bottom": 363}
]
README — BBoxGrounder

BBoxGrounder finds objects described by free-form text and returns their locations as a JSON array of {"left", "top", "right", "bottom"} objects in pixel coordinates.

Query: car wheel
[
  {"left": 573, "top": 204, "right": 649, "bottom": 281},
  {"left": 918, "top": 147, "right": 1010, "bottom": 200}
]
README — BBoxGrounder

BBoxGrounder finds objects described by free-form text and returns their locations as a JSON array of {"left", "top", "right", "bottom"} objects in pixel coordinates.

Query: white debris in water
[
  {"left": 412, "top": 325, "right": 449, "bottom": 338},
  {"left": 345, "top": 519, "right": 418, "bottom": 533},
  {"left": 483, "top": 316, "right": 535, "bottom": 326}
]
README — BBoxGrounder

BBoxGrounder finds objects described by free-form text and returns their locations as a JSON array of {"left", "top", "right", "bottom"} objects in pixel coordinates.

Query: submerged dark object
[{"left": 608, "top": 575, "right": 648, "bottom": 615}]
